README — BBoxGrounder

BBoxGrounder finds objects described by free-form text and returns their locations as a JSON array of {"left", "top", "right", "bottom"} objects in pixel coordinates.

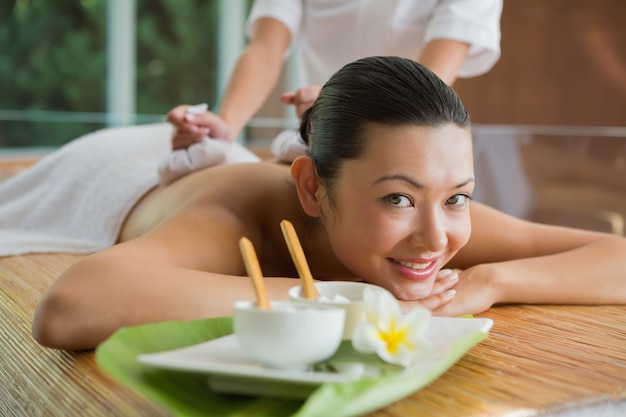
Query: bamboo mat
[
  {"left": 0, "top": 254, "right": 170, "bottom": 416},
  {"left": 1, "top": 253, "right": 625, "bottom": 416}
]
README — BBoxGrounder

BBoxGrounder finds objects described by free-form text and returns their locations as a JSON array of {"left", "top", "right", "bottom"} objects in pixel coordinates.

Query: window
[{"left": 0, "top": 0, "right": 248, "bottom": 149}]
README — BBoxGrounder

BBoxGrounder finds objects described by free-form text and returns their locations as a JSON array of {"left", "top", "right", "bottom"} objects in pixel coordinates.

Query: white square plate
[{"left": 137, "top": 317, "right": 493, "bottom": 398}]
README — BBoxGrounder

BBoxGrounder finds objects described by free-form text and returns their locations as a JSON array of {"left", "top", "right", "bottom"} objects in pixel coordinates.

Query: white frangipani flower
[{"left": 351, "top": 287, "right": 432, "bottom": 367}]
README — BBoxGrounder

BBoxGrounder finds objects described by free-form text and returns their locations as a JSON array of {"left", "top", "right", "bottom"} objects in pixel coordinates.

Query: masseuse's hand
[
  {"left": 398, "top": 268, "right": 459, "bottom": 313},
  {"left": 281, "top": 85, "right": 323, "bottom": 120},
  {"left": 166, "top": 105, "right": 232, "bottom": 150}
]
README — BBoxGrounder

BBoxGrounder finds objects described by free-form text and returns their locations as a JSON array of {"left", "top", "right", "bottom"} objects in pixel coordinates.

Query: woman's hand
[
  {"left": 166, "top": 105, "right": 232, "bottom": 150},
  {"left": 398, "top": 265, "right": 499, "bottom": 317},
  {"left": 280, "top": 85, "right": 323, "bottom": 120},
  {"left": 431, "top": 264, "right": 499, "bottom": 317},
  {"left": 398, "top": 268, "right": 459, "bottom": 313}
]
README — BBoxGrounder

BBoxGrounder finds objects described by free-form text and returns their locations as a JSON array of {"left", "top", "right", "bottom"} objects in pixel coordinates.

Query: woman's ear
[{"left": 290, "top": 156, "right": 322, "bottom": 217}]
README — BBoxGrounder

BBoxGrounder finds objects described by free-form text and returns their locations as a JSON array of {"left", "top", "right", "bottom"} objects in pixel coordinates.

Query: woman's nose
[{"left": 408, "top": 207, "right": 448, "bottom": 252}]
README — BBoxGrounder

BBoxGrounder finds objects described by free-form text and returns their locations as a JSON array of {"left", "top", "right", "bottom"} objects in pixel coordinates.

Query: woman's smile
[
  {"left": 319, "top": 123, "right": 474, "bottom": 300},
  {"left": 389, "top": 256, "right": 440, "bottom": 281}
]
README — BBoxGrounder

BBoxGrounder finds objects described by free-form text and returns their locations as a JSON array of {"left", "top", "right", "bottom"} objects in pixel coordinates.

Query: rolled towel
[
  {"left": 158, "top": 138, "right": 225, "bottom": 185},
  {"left": 270, "top": 129, "right": 308, "bottom": 163},
  {"left": 158, "top": 138, "right": 260, "bottom": 185},
  {"left": 157, "top": 103, "right": 261, "bottom": 185}
]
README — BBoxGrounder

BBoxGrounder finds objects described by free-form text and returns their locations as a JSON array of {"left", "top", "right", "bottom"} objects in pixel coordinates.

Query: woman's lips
[{"left": 389, "top": 257, "right": 439, "bottom": 281}]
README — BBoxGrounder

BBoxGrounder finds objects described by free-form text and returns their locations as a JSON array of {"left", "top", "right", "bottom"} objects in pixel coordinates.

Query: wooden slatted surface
[
  {"left": 1, "top": 253, "right": 625, "bottom": 416},
  {"left": 0, "top": 254, "right": 170, "bottom": 417}
]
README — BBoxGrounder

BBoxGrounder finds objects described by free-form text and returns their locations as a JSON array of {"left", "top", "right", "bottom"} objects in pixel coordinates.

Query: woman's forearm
[
  {"left": 434, "top": 234, "right": 626, "bottom": 317},
  {"left": 32, "top": 255, "right": 299, "bottom": 351},
  {"left": 493, "top": 235, "right": 626, "bottom": 305}
]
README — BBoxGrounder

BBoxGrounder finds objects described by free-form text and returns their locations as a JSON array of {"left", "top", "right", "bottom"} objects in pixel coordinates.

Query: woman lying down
[{"left": 20, "top": 56, "right": 626, "bottom": 351}]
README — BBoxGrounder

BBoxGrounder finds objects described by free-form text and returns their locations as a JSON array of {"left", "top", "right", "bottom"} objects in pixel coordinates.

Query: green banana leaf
[{"left": 96, "top": 316, "right": 488, "bottom": 417}]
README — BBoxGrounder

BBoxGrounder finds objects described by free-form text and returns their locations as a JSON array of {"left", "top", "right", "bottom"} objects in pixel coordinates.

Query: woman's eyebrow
[
  {"left": 453, "top": 178, "right": 476, "bottom": 189},
  {"left": 372, "top": 174, "right": 424, "bottom": 189},
  {"left": 372, "top": 175, "right": 475, "bottom": 190}
]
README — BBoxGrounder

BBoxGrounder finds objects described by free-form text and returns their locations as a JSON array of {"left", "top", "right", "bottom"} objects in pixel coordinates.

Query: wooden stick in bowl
[
  {"left": 280, "top": 219, "right": 321, "bottom": 300},
  {"left": 239, "top": 237, "right": 271, "bottom": 310}
]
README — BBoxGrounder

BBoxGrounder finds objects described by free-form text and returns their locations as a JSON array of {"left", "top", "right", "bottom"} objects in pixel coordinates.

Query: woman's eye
[
  {"left": 446, "top": 194, "right": 471, "bottom": 207},
  {"left": 386, "top": 194, "right": 413, "bottom": 208}
]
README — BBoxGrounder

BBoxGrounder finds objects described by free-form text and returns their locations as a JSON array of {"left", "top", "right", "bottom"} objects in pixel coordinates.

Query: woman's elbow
[
  {"left": 32, "top": 286, "right": 101, "bottom": 351},
  {"left": 32, "top": 256, "right": 118, "bottom": 350}
]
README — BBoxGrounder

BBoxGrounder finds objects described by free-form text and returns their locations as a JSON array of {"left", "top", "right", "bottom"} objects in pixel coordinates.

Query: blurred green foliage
[{"left": 0, "top": 0, "right": 219, "bottom": 147}]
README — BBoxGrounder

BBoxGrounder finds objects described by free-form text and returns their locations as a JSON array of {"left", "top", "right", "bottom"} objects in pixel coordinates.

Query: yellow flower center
[{"left": 378, "top": 320, "right": 411, "bottom": 354}]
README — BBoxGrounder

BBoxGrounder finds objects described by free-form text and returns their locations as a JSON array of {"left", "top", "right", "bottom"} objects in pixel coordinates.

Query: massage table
[{"left": 1, "top": 252, "right": 625, "bottom": 416}]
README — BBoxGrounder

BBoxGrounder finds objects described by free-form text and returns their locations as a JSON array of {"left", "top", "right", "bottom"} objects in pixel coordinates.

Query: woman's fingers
[
  {"left": 398, "top": 290, "right": 455, "bottom": 314},
  {"left": 431, "top": 268, "right": 459, "bottom": 294},
  {"left": 397, "top": 269, "right": 460, "bottom": 313},
  {"left": 415, "top": 289, "right": 457, "bottom": 311},
  {"left": 431, "top": 266, "right": 496, "bottom": 317}
]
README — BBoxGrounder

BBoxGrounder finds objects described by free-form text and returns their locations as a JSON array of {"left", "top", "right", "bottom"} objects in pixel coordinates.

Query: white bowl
[
  {"left": 288, "top": 281, "right": 388, "bottom": 340},
  {"left": 233, "top": 300, "right": 345, "bottom": 370}
]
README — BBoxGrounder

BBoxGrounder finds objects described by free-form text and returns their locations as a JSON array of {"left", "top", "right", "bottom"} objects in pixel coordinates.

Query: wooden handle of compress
[
  {"left": 239, "top": 237, "right": 271, "bottom": 309},
  {"left": 280, "top": 220, "right": 320, "bottom": 300}
]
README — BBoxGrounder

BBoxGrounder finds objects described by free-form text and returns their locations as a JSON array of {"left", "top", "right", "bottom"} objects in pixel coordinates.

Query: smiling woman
[
  {"left": 13, "top": 55, "right": 625, "bottom": 351},
  {"left": 321, "top": 123, "right": 474, "bottom": 301}
]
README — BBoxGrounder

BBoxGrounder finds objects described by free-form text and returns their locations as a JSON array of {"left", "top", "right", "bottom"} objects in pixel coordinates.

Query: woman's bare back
[
  {"left": 119, "top": 162, "right": 294, "bottom": 242},
  {"left": 117, "top": 161, "right": 341, "bottom": 277}
]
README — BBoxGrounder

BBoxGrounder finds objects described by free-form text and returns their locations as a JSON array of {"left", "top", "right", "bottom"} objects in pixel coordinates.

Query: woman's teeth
[{"left": 394, "top": 259, "right": 431, "bottom": 270}]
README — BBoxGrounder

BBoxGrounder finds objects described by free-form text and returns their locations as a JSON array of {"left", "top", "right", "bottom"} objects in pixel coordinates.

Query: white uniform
[{"left": 247, "top": 0, "right": 502, "bottom": 85}]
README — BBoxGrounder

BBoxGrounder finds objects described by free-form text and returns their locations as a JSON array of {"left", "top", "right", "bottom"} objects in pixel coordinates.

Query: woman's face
[{"left": 320, "top": 123, "right": 474, "bottom": 300}]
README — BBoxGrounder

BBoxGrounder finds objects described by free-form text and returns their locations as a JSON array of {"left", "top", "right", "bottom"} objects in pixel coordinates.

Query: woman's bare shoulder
[{"left": 115, "top": 161, "right": 296, "bottom": 274}]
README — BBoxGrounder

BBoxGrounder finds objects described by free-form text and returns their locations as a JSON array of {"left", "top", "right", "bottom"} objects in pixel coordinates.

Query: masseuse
[
  {"left": 33, "top": 56, "right": 626, "bottom": 351},
  {"left": 166, "top": 0, "right": 502, "bottom": 162}
]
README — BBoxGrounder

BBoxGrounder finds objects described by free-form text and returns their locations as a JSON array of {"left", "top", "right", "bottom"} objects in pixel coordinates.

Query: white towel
[
  {"left": 157, "top": 137, "right": 260, "bottom": 185},
  {"left": 157, "top": 102, "right": 262, "bottom": 185},
  {"left": 0, "top": 123, "right": 260, "bottom": 257},
  {"left": 270, "top": 129, "right": 308, "bottom": 163}
]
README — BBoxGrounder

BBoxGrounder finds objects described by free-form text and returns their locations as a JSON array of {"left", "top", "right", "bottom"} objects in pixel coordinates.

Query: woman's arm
[
  {"left": 435, "top": 203, "right": 626, "bottom": 316},
  {"left": 32, "top": 251, "right": 300, "bottom": 351},
  {"left": 31, "top": 204, "right": 296, "bottom": 351}
]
